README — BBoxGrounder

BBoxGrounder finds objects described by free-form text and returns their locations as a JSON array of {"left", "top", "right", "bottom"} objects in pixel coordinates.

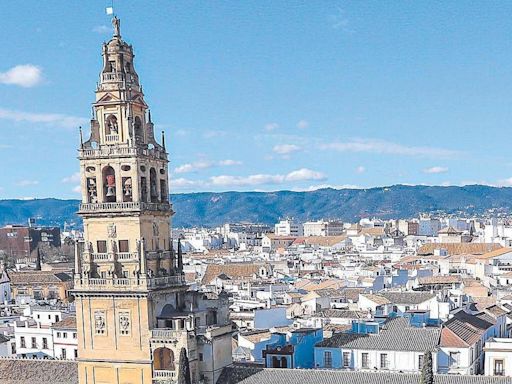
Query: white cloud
[
  {"left": 16, "top": 180, "right": 39, "bottom": 187},
  {"left": 218, "top": 159, "right": 242, "bottom": 166},
  {"left": 297, "top": 120, "right": 309, "bottom": 129},
  {"left": 0, "top": 65, "right": 43, "bottom": 88},
  {"left": 203, "top": 130, "right": 226, "bottom": 139},
  {"left": 273, "top": 144, "right": 301, "bottom": 155},
  {"left": 72, "top": 185, "right": 81, "bottom": 193},
  {"left": 355, "top": 165, "right": 366, "bottom": 173},
  {"left": 92, "top": 25, "right": 111, "bottom": 34},
  {"left": 62, "top": 172, "right": 81, "bottom": 184},
  {"left": 174, "top": 161, "right": 213, "bottom": 174},
  {"left": 497, "top": 177, "right": 512, "bottom": 187},
  {"left": 321, "top": 138, "right": 460, "bottom": 158},
  {"left": 264, "top": 122, "right": 279, "bottom": 131},
  {"left": 174, "top": 159, "right": 242, "bottom": 174},
  {"left": 423, "top": 166, "right": 448, "bottom": 174},
  {"left": 285, "top": 168, "right": 326, "bottom": 182},
  {"left": 209, "top": 168, "right": 326, "bottom": 187},
  {"left": 303, "top": 183, "right": 361, "bottom": 191},
  {"left": 172, "top": 178, "right": 203, "bottom": 190},
  {"left": 0, "top": 107, "right": 88, "bottom": 129}
]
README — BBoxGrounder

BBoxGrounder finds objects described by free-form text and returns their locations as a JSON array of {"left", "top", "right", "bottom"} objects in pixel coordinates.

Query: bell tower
[
  {"left": 74, "top": 17, "right": 185, "bottom": 384},
  {"left": 73, "top": 17, "right": 233, "bottom": 384}
]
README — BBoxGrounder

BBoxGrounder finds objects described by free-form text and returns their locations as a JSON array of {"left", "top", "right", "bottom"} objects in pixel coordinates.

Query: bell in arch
[
  {"left": 105, "top": 174, "right": 116, "bottom": 197},
  {"left": 106, "top": 186, "right": 116, "bottom": 197}
]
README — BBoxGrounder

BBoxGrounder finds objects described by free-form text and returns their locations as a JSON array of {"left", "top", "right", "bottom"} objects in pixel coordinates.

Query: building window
[
  {"left": 31, "top": 337, "right": 37, "bottom": 349},
  {"left": 11, "top": 343, "right": 16, "bottom": 354},
  {"left": 20, "top": 337, "right": 26, "bottom": 348},
  {"left": 118, "top": 240, "right": 129, "bottom": 253},
  {"left": 361, "top": 353, "right": 369, "bottom": 369},
  {"left": 380, "top": 353, "right": 388, "bottom": 369},
  {"left": 42, "top": 338, "right": 48, "bottom": 349},
  {"left": 449, "top": 352, "right": 460, "bottom": 367},
  {"left": 343, "top": 352, "right": 350, "bottom": 367},
  {"left": 418, "top": 354, "right": 424, "bottom": 370},
  {"left": 199, "top": 353, "right": 203, "bottom": 361},
  {"left": 61, "top": 349, "right": 67, "bottom": 359},
  {"left": 94, "top": 310, "right": 107, "bottom": 335},
  {"left": 62, "top": 332, "right": 67, "bottom": 339},
  {"left": 97, "top": 240, "right": 107, "bottom": 253},
  {"left": 494, "top": 360, "right": 505, "bottom": 376},
  {"left": 73, "top": 333, "right": 77, "bottom": 339},
  {"left": 324, "top": 351, "right": 332, "bottom": 368},
  {"left": 74, "top": 349, "right": 78, "bottom": 358},
  {"left": 57, "top": 332, "right": 61, "bottom": 338}
]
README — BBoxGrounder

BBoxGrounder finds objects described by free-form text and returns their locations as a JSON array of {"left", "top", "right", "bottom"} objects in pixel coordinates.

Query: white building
[
  {"left": 484, "top": 338, "right": 512, "bottom": 376},
  {"left": 303, "top": 220, "right": 344, "bottom": 237},
  {"left": 52, "top": 316, "right": 78, "bottom": 360},
  {"left": 274, "top": 219, "right": 303, "bottom": 237}
]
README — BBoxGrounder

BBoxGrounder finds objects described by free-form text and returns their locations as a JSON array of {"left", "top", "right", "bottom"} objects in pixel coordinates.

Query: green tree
[
  {"left": 420, "top": 350, "right": 434, "bottom": 384},
  {"left": 177, "top": 347, "right": 191, "bottom": 384}
]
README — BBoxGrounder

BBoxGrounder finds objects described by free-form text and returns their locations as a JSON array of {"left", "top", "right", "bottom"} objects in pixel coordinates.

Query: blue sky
[{"left": 1, "top": 1, "right": 512, "bottom": 199}]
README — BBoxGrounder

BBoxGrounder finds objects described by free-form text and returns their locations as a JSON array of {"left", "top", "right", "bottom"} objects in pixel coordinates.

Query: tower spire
[{"left": 112, "top": 16, "right": 121, "bottom": 38}]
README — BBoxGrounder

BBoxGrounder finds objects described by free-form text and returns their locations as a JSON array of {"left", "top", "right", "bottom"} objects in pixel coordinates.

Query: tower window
[
  {"left": 140, "top": 177, "right": 148, "bottom": 202},
  {"left": 160, "top": 180, "right": 168, "bottom": 202},
  {"left": 103, "top": 166, "right": 117, "bottom": 202},
  {"left": 97, "top": 241, "right": 107, "bottom": 254},
  {"left": 134, "top": 116, "right": 143, "bottom": 144},
  {"left": 105, "top": 115, "right": 119, "bottom": 138},
  {"left": 118, "top": 240, "right": 129, "bottom": 253},
  {"left": 150, "top": 168, "right": 158, "bottom": 202}
]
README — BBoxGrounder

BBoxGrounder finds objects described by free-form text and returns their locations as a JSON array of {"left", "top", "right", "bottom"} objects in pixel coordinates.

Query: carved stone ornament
[
  {"left": 94, "top": 311, "right": 106, "bottom": 334},
  {"left": 107, "top": 223, "right": 117, "bottom": 238},
  {"left": 119, "top": 312, "right": 130, "bottom": 335},
  {"left": 152, "top": 222, "right": 159, "bottom": 237}
]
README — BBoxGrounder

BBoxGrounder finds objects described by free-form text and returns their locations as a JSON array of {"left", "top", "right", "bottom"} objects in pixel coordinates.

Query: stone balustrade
[
  {"left": 74, "top": 274, "right": 185, "bottom": 291},
  {"left": 78, "top": 146, "right": 167, "bottom": 160},
  {"left": 78, "top": 201, "right": 172, "bottom": 214}
]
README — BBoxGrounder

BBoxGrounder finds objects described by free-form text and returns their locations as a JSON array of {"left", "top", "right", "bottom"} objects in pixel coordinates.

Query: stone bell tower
[{"left": 73, "top": 17, "right": 233, "bottom": 384}]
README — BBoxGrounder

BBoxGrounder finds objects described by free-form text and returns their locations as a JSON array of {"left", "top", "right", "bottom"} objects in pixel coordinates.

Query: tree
[
  {"left": 177, "top": 347, "right": 191, "bottom": 384},
  {"left": 420, "top": 350, "right": 434, "bottom": 384}
]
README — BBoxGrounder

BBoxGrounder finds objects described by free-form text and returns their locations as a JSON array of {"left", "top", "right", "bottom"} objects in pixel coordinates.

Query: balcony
[
  {"left": 105, "top": 134, "right": 119, "bottom": 143},
  {"left": 75, "top": 274, "right": 185, "bottom": 291},
  {"left": 78, "top": 201, "right": 172, "bottom": 214},
  {"left": 151, "top": 329, "right": 188, "bottom": 341},
  {"left": 78, "top": 146, "right": 167, "bottom": 160},
  {"left": 148, "top": 275, "right": 186, "bottom": 288},
  {"left": 153, "top": 370, "right": 176, "bottom": 381},
  {"left": 102, "top": 72, "right": 125, "bottom": 82}
]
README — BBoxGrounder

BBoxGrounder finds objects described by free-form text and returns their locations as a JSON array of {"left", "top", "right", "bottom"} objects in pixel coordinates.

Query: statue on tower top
[{"left": 112, "top": 16, "right": 121, "bottom": 37}]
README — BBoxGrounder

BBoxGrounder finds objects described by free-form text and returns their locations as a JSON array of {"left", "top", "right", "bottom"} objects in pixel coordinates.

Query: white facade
[
  {"left": 52, "top": 327, "right": 78, "bottom": 360},
  {"left": 274, "top": 219, "right": 303, "bottom": 237},
  {"left": 484, "top": 338, "right": 512, "bottom": 376}
]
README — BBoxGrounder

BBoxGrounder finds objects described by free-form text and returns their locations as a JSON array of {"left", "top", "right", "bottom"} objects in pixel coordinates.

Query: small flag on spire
[{"left": 106, "top": 6, "right": 114, "bottom": 15}]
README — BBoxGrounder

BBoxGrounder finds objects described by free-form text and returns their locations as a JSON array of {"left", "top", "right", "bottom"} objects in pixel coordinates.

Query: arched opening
[
  {"left": 105, "top": 115, "right": 118, "bottom": 136},
  {"left": 134, "top": 116, "right": 143, "bottom": 144},
  {"left": 102, "top": 166, "right": 116, "bottom": 202},
  {"left": 153, "top": 347, "right": 175, "bottom": 371},
  {"left": 150, "top": 168, "right": 158, "bottom": 203},
  {"left": 281, "top": 357, "right": 287, "bottom": 368},
  {"left": 272, "top": 356, "right": 280, "bottom": 368},
  {"left": 160, "top": 179, "right": 168, "bottom": 202}
]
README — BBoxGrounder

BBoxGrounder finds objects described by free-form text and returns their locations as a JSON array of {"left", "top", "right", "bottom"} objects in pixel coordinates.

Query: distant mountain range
[{"left": 1, "top": 185, "right": 511, "bottom": 228}]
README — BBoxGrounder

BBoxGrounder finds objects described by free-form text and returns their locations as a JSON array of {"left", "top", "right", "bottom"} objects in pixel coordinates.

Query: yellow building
[{"left": 73, "top": 17, "right": 232, "bottom": 384}]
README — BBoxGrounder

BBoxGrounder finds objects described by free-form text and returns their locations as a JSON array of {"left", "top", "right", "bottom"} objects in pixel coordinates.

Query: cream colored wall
[
  {"left": 79, "top": 362, "right": 152, "bottom": 384},
  {"left": 76, "top": 295, "right": 151, "bottom": 362}
]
